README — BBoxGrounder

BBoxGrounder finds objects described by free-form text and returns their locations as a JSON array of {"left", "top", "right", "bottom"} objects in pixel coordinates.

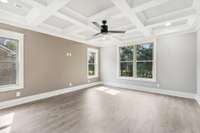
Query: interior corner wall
[
  {"left": 0, "top": 23, "right": 100, "bottom": 102},
  {"left": 100, "top": 32, "right": 197, "bottom": 94},
  {"left": 197, "top": 30, "right": 200, "bottom": 96}
]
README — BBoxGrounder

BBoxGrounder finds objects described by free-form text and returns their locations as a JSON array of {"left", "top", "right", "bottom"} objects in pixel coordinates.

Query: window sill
[
  {"left": 88, "top": 76, "right": 99, "bottom": 79},
  {"left": 117, "top": 76, "right": 156, "bottom": 82},
  {"left": 0, "top": 84, "right": 24, "bottom": 92}
]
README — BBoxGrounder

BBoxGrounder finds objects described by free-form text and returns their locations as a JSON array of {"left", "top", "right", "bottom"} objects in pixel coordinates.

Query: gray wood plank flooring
[{"left": 0, "top": 86, "right": 200, "bottom": 133}]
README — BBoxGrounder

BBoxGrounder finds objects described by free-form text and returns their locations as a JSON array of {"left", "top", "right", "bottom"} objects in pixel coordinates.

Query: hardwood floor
[{"left": 0, "top": 86, "right": 200, "bottom": 133}]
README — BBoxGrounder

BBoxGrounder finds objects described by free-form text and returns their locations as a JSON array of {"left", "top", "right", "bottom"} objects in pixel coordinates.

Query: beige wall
[{"left": 0, "top": 23, "right": 99, "bottom": 102}]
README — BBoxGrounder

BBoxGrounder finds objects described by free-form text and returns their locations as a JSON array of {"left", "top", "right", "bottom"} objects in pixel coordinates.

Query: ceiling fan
[{"left": 92, "top": 20, "right": 126, "bottom": 37}]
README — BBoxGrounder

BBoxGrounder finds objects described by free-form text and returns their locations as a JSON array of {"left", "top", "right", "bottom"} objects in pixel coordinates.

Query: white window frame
[
  {"left": 87, "top": 48, "right": 99, "bottom": 79},
  {"left": 117, "top": 39, "right": 156, "bottom": 82},
  {"left": 0, "top": 29, "right": 24, "bottom": 92}
]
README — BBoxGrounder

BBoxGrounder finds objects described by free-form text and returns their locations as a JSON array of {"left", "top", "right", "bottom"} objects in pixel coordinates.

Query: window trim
[
  {"left": 0, "top": 29, "right": 24, "bottom": 92},
  {"left": 117, "top": 39, "right": 157, "bottom": 82},
  {"left": 87, "top": 48, "right": 99, "bottom": 79}
]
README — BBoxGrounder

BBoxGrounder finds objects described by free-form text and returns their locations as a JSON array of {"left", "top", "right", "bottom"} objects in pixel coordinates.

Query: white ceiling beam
[
  {"left": 154, "top": 23, "right": 193, "bottom": 36},
  {"left": 191, "top": 0, "right": 200, "bottom": 30},
  {"left": 192, "top": 0, "right": 200, "bottom": 13},
  {"left": 126, "top": 15, "right": 192, "bottom": 34},
  {"left": 0, "top": 10, "right": 27, "bottom": 25},
  {"left": 20, "top": 0, "right": 45, "bottom": 8},
  {"left": 145, "top": 7, "right": 195, "bottom": 25},
  {"left": 61, "top": 7, "right": 88, "bottom": 22},
  {"left": 111, "top": 0, "right": 151, "bottom": 36},
  {"left": 29, "top": 0, "right": 72, "bottom": 26},
  {"left": 0, "top": 14, "right": 94, "bottom": 46},
  {"left": 57, "top": 7, "right": 99, "bottom": 32},
  {"left": 126, "top": 29, "right": 140, "bottom": 34},
  {"left": 22, "top": 0, "right": 46, "bottom": 24},
  {"left": 147, "top": 16, "right": 192, "bottom": 28}
]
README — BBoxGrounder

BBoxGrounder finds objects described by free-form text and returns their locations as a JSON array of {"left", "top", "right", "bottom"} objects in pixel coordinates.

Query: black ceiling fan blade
[
  {"left": 87, "top": 33, "right": 102, "bottom": 41},
  {"left": 93, "top": 33, "right": 102, "bottom": 36},
  {"left": 108, "top": 30, "right": 126, "bottom": 34},
  {"left": 92, "top": 22, "right": 101, "bottom": 29}
]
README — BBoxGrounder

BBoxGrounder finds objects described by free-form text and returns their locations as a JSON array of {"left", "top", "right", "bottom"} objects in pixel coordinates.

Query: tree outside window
[{"left": 119, "top": 42, "right": 154, "bottom": 79}]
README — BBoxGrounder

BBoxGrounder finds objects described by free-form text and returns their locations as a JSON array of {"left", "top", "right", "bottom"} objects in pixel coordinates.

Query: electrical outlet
[
  {"left": 16, "top": 92, "right": 21, "bottom": 97},
  {"left": 69, "top": 82, "right": 72, "bottom": 86}
]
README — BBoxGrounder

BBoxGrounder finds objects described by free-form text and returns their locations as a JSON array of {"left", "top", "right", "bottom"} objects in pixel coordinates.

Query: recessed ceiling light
[
  {"left": 165, "top": 22, "right": 171, "bottom": 27},
  {"left": 0, "top": 0, "right": 8, "bottom": 3}
]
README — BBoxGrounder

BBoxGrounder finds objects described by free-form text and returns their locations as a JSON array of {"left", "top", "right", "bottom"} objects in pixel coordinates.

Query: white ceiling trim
[
  {"left": 0, "top": 0, "right": 198, "bottom": 47},
  {"left": 29, "top": 0, "right": 72, "bottom": 26},
  {"left": 111, "top": 0, "right": 152, "bottom": 36},
  {"left": 145, "top": 7, "right": 195, "bottom": 25}
]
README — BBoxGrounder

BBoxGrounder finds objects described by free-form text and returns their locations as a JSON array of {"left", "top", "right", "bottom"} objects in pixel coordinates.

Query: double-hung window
[
  {"left": 87, "top": 48, "right": 98, "bottom": 79},
  {"left": 118, "top": 42, "right": 155, "bottom": 81},
  {"left": 0, "top": 29, "right": 24, "bottom": 92}
]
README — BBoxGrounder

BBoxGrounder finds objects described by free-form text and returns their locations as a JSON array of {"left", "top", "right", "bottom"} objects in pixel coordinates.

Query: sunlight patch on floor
[
  {"left": 0, "top": 113, "right": 15, "bottom": 133},
  {"left": 95, "top": 86, "right": 120, "bottom": 95}
]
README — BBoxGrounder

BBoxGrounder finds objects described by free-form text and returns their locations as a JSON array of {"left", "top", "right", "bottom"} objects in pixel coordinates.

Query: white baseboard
[
  {"left": 0, "top": 81, "right": 102, "bottom": 110},
  {"left": 103, "top": 81, "right": 196, "bottom": 99},
  {"left": 195, "top": 95, "right": 200, "bottom": 105},
  {"left": 1, "top": 81, "right": 198, "bottom": 110}
]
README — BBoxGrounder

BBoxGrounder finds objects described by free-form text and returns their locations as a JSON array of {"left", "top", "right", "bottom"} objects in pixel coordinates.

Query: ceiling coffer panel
[
  {"left": 0, "top": 0, "right": 32, "bottom": 16},
  {"left": 66, "top": 0, "right": 115, "bottom": 17}
]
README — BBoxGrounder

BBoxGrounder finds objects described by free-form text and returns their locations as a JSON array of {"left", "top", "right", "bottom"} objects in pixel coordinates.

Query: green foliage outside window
[
  {"left": 88, "top": 52, "right": 96, "bottom": 76},
  {"left": 120, "top": 46, "right": 133, "bottom": 61},
  {"left": 5, "top": 40, "right": 17, "bottom": 51},
  {"left": 0, "top": 37, "right": 18, "bottom": 85},
  {"left": 119, "top": 43, "right": 153, "bottom": 79}
]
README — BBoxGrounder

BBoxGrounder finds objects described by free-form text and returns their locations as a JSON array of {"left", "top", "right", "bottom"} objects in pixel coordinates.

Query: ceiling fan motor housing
[{"left": 101, "top": 20, "right": 108, "bottom": 33}]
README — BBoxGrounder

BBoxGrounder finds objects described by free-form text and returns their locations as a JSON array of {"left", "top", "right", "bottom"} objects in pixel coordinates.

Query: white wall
[
  {"left": 197, "top": 30, "right": 200, "bottom": 97},
  {"left": 101, "top": 32, "right": 197, "bottom": 93}
]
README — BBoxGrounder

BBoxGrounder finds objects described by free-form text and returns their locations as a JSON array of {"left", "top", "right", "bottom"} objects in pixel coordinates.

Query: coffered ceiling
[{"left": 0, "top": 0, "right": 199, "bottom": 47}]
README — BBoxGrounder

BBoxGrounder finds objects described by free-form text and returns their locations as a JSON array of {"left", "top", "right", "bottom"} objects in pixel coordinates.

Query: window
[
  {"left": 87, "top": 48, "right": 98, "bottom": 79},
  {"left": 0, "top": 29, "right": 24, "bottom": 92},
  {"left": 118, "top": 42, "right": 155, "bottom": 81}
]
